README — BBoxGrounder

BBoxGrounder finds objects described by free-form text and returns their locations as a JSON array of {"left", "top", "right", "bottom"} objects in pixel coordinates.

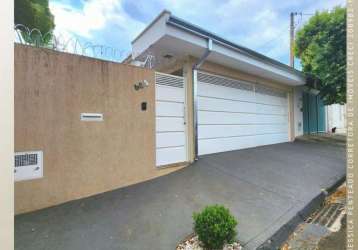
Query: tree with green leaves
[
  {"left": 295, "top": 7, "right": 346, "bottom": 105},
  {"left": 15, "top": 0, "right": 55, "bottom": 45}
]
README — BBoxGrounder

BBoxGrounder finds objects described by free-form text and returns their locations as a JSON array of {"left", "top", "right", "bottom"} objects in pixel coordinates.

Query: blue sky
[{"left": 49, "top": 0, "right": 346, "bottom": 64}]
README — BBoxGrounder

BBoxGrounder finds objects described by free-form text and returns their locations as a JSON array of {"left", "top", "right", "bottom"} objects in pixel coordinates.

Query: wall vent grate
[
  {"left": 155, "top": 72, "right": 184, "bottom": 88},
  {"left": 14, "top": 151, "right": 43, "bottom": 181},
  {"left": 15, "top": 153, "right": 38, "bottom": 167},
  {"left": 255, "top": 84, "right": 287, "bottom": 98},
  {"left": 198, "top": 71, "right": 287, "bottom": 98},
  {"left": 198, "top": 72, "right": 254, "bottom": 91}
]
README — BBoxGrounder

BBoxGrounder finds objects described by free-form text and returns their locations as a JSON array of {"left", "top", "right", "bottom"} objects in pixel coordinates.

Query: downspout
[{"left": 192, "top": 38, "right": 212, "bottom": 160}]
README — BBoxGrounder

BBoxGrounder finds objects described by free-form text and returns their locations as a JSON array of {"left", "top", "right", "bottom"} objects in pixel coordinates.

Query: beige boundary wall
[{"left": 14, "top": 45, "right": 185, "bottom": 214}]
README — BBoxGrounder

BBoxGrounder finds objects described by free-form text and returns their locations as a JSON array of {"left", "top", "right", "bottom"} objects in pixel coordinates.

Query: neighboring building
[
  {"left": 301, "top": 89, "right": 346, "bottom": 135},
  {"left": 326, "top": 103, "right": 346, "bottom": 134},
  {"left": 125, "top": 10, "right": 306, "bottom": 164}
]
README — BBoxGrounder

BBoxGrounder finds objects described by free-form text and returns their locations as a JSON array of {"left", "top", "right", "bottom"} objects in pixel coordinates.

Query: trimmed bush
[{"left": 193, "top": 205, "right": 238, "bottom": 249}]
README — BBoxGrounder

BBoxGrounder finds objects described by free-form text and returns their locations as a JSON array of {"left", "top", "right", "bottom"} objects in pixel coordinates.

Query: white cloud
[
  {"left": 48, "top": 0, "right": 346, "bottom": 64},
  {"left": 50, "top": 0, "right": 145, "bottom": 39},
  {"left": 50, "top": 0, "right": 113, "bottom": 38},
  {"left": 205, "top": 0, "right": 345, "bottom": 63},
  {"left": 146, "top": 0, "right": 293, "bottom": 62}
]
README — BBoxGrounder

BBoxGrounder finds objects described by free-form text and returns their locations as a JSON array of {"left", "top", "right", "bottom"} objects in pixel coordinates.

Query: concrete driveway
[{"left": 15, "top": 140, "right": 345, "bottom": 250}]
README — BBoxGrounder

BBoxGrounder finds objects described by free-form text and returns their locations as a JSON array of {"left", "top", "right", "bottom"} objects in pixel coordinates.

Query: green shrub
[{"left": 193, "top": 205, "right": 238, "bottom": 249}]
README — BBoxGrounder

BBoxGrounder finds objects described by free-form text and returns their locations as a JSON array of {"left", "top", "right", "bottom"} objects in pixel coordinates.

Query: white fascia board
[
  {"left": 212, "top": 42, "right": 305, "bottom": 85},
  {"left": 132, "top": 11, "right": 305, "bottom": 85},
  {"left": 132, "top": 11, "right": 170, "bottom": 59},
  {"left": 166, "top": 23, "right": 305, "bottom": 86},
  {"left": 166, "top": 24, "right": 208, "bottom": 48}
]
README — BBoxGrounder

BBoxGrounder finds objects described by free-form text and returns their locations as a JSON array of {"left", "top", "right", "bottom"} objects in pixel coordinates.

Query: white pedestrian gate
[
  {"left": 197, "top": 71, "right": 289, "bottom": 155},
  {"left": 155, "top": 73, "right": 187, "bottom": 166}
]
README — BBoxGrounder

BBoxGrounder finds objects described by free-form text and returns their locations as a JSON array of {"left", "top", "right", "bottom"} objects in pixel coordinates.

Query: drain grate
[
  {"left": 306, "top": 188, "right": 346, "bottom": 232},
  {"left": 311, "top": 203, "right": 344, "bottom": 227},
  {"left": 281, "top": 185, "right": 346, "bottom": 250}
]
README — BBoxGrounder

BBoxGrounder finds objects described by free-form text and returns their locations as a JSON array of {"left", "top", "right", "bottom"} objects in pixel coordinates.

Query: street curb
[{"left": 256, "top": 175, "right": 346, "bottom": 250}]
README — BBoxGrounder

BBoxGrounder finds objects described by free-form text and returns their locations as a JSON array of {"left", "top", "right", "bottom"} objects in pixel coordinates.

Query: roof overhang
[{"left": 130, "top": 10, "right": 306, "bottom": 86}]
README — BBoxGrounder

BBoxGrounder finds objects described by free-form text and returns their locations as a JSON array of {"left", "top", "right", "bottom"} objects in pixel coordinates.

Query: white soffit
[
  {"left": 132, "top": 11, "right": 170, "bottom": 59},
  {"left": 131, "top": 11, "right": 305, "bottom": 86}
]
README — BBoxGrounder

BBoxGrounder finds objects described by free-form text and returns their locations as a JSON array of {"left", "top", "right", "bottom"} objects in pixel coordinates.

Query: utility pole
[{"left": 289, "top": 12, "right": 297, "bottom": 68}]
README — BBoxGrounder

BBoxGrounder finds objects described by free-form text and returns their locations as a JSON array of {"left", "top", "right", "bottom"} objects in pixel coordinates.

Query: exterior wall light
[{"left": 134, "top": 80, "right": 149, "bottom": 91}]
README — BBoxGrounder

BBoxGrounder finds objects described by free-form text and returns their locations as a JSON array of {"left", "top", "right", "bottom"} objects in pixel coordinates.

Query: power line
[
  {"left": 258, "top": 25, "right": 290, "bottom": 49},
  {"left": 258, "top": 11, "right": 315, "bottom": 62},
  {"left": 257, "top": 11, "right": 315, "bottom": 50},
  {"left": 294, "top": 12, "right": 315, "bottom": 30}
]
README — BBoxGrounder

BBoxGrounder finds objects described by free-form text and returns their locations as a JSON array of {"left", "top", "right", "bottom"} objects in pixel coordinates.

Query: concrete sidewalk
[{"left": 15, "top": 140, "right": 345, "bottom": 250}]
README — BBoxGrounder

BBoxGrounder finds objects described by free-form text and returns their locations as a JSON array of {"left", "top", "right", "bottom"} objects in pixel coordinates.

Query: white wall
[
  {"left": 293, "top": 87, "right": 304, "bottom": 137},
  {"left": 0, "top": 0, "right": 14, "bottom": 247},
  {"left": 326, "top": 104, "right": 346, "bottom": 133}
]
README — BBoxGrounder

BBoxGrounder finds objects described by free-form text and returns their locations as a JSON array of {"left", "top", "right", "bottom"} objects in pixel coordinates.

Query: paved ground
[{"left": 15, "top": 140, "right": 345, "bottom": 250}]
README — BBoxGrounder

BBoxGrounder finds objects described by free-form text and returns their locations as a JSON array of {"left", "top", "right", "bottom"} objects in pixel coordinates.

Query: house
[
  {"left": 125, "top": 10, "right": 306, "bottom": 166},
  {"left": 14, "top": 10, "right": 308, "bottom": 214}
]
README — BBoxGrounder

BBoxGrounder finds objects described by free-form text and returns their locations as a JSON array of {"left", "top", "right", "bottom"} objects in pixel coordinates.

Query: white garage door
[
  {"left": 197, "top": 71, "right": 289, "bottom": 155},
  {"left": 155, "top": 73, "right": 187, "bottom": 166}
]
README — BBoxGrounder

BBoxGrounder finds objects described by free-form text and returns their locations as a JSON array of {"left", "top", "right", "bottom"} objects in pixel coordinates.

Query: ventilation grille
[
  {"left": 198, "top": 72, "right": 254, "bottom": 91},
  {"left": 155, "top": 72, "right": 184, "bottom": 88},
  {"left": 15, "top": 151, "right": 43, "bottom": 181},
  {"left": 15, "top": 153, "right": 38, "bottom": 167},
  {"left": 255, "top": 84, "right": 287, "bottom": 98},
  {"left": 198, "top": 71, "right": 287, "bottom": 98}
]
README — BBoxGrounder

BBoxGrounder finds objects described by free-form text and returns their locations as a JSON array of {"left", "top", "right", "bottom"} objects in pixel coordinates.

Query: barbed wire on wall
[{"left": 14, "top": 24, "right": 133, "bottom": 63}]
